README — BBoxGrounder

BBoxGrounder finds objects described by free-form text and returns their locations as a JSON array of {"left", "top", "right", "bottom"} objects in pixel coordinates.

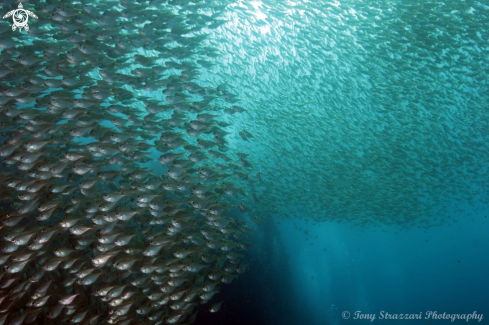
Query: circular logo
[
  {"left": 3, "top": 4, "right": 37, "bottom": 32},
  {"left": 13, "top": 9, "right": 28, "bottom": 27}
]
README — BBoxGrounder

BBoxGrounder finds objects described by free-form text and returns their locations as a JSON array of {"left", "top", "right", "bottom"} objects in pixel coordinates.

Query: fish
[
  {"left": 192, "top": 0, "right": 489, "bottom": 235},
  {"left": 0, "top": 0, "right": 264, "bottom": 324},
  {"left": 252, "top": 193, "right": 260, "bottom": 203},
  {"left": 209, "top": 300, "right": 224, "bottom": 312},
  {"left": 6, "top": 0, "right": 478, "bottom": 322}
]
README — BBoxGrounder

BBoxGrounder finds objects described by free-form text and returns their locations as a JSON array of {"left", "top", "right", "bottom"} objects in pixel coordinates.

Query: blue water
[
  {"left": 196, "top": 207, "right": 488, "bottom": 325},
  {"left": 281, "top": 214, "right": 489, "bottom": 324},
  {"left": 1, "top": 0, "right": 488, "bottom": 324}
]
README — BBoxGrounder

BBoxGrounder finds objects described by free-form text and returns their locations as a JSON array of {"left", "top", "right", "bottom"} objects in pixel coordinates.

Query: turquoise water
[
  {"left": 0, "top": 0, "right": 488, "bottom": 324},
  {"left": 205, "top": 0, "right": 489, "bottom": 226}
]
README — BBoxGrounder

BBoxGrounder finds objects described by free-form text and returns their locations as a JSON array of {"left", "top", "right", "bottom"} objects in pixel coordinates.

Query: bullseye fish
[{"left": 0, "top": 0, "right": 264, "bottom": 324}]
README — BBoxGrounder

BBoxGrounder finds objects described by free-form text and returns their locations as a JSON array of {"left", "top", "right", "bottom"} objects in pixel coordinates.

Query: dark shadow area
[{"left": 195, "top": 217, "right": 308, "bottom": 325}]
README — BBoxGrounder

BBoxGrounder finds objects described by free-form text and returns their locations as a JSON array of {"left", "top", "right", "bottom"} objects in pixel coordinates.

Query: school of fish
[
  {"left": 201, "top": 0, "right": 489, "bottom": 227},
  {"left": 0, "top": 0, "right": 261, "bottom": 324},
  {"left": 1, "top": 0, "right": 488, "bottom": 323}
]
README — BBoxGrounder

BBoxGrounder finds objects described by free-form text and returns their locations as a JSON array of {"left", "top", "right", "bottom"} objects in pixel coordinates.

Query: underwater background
[
  {"left": 0, "top": 0, "right": 488, "bottom": 324},
  {"left": 195, "top": 211, "right": 489, "bottom": 325}
]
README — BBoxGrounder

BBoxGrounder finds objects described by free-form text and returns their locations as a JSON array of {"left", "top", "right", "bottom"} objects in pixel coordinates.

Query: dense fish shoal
[{"left": 0, "top": 0, "right": 260, "bottom": 324}]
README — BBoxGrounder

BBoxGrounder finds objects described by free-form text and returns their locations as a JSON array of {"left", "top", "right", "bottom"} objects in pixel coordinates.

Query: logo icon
[{"left": 3, "top": 3, "right": 37, "bottom": 32}]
